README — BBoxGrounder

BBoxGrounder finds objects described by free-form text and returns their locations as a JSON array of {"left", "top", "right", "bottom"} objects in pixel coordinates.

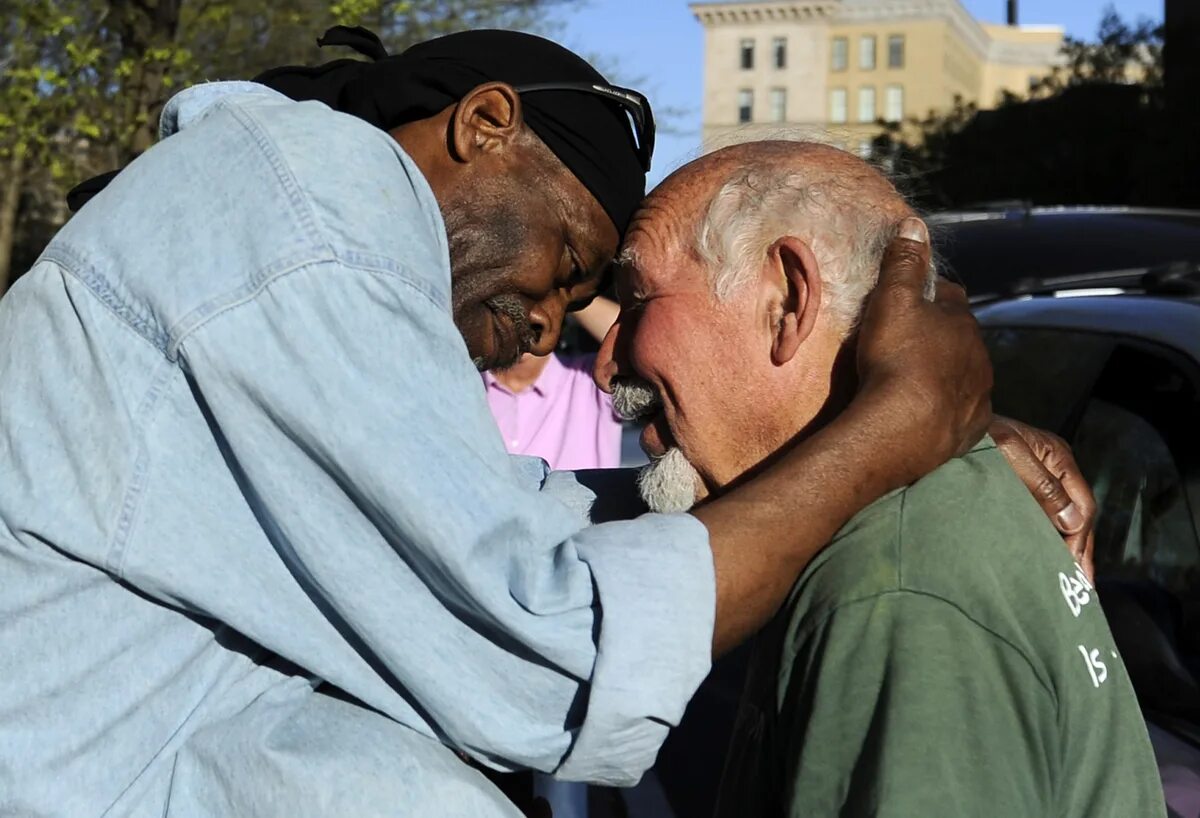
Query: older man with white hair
[{"left": 595, "top": 141, "right": 1166, "bottom": 817}]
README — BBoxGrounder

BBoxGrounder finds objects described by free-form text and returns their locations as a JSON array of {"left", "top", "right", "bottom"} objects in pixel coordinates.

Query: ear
[
  {"left": 449, "top": 82, "right": 525, "bottom": 163},
  {"left": 766, "top": 236, "right": 821, "bottom": 366}
]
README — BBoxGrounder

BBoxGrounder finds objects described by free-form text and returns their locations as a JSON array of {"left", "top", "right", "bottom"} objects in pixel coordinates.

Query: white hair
[{"left": 693, "top": 161, "right": 913, "bottom": 333}]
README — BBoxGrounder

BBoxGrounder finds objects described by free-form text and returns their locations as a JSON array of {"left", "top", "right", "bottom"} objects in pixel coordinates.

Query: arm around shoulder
[{"left": 143, "top": 259, "right": 713, "bottom": 780}]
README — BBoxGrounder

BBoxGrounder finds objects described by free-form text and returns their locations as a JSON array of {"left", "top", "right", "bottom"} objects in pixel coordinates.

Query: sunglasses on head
[{"left": 513, "top": 82, "right": 656, "bottom": 173}]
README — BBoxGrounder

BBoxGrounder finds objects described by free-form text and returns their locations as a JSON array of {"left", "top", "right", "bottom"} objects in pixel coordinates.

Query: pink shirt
[{"left": 483, "top": 353, "right": 623, "bottom": 470}]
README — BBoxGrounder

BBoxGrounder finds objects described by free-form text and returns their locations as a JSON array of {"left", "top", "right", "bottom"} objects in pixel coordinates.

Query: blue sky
[{"left": 555, "top": 0, "right": 1165, "bottom": 185}]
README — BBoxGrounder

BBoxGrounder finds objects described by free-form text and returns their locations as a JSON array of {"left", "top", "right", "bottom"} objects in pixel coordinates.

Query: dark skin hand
[
  {"left": 693, "top": 218, "right": 994, "bottom": 657},
  {"left": 399, "top": 86, "right": 1099, "bottom": 659},
  {"left": 991, "top": 416, "right": 1098, "bottom": 578},
  {"left": 859, "top": 218, "right": 1098, "bottom": 572}
]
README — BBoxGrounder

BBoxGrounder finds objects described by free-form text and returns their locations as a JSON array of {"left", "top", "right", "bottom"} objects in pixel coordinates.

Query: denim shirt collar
[{"left": 159, "top": 81, "right": 290, "bottom": 141}]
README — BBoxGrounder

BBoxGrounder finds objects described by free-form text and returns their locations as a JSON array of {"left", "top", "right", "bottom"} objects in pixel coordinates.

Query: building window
[
  {"left": 858, "top": 86, "right": 876, "bottom": 122},
  {"left": 740, "top": 39, "right": 755, "bottom": 70},
  {"left": 769, "top": 88, "right": 787, "bottom": 122},
  {"left": 888, "top": 34, "right": 905, "bottom": 68},
  {"left": 859, "top": 35, "right": 877, "bottom": 70},
  {"left": 885, "top": 84, "right": 904, "bottom": 121},
  {"left": 773, "top": 37, "right": 787, "bottom": 69},
  {"left": 832, "top": 37, "right": 848, "bottom": 72},
  {"left": 738, "top": 89, "right": 754, "bottom": 123},
  {"left": 829, "top": 88, "right": 847, "bottom": 124}
]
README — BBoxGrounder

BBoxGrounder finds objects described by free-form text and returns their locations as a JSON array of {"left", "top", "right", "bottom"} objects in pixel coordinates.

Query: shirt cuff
[{"left": 555, "top": 512, "right": 715, "bottom": 785}]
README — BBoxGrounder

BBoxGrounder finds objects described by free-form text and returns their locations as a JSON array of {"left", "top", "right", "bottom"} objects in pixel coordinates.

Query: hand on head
[
  {"left": 854, "top": 216, "right": 993, "bottom": 468},
  {"left": 595, "top": 141, "right": 958, "bottom": 507},
  {"left": 594, "top": 139, "right": 1093, "bottom": 565}
]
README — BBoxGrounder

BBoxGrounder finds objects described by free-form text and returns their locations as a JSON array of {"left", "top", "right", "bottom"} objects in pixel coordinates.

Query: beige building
[{"left": 691, "top": 0, "right": 1064, "bottom": 153}]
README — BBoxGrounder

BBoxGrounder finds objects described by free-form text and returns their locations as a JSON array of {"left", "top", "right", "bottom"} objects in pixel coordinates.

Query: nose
[
  {"left": 527, "top": 295, "right": 567, "bottom": 357},
  {"left": 593, "top": 312, "right": 623, "bottom": 393}
]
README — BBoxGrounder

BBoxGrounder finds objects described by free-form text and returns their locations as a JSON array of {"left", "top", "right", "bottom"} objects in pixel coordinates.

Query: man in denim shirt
[{"left": 0, "top": 29, "right": 1091, "bottom": 818}]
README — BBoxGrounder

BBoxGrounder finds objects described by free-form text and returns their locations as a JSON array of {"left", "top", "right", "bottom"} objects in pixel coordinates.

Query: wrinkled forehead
[
  {"left": 612, "top": 235, "right": 701, "bottom": 301},
  {"left": 613, "top": 190, "right": 708, "bottom": 297}
]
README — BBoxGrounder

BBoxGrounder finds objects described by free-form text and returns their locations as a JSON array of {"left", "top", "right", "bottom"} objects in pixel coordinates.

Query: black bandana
[{"left": 69, "top": 26, "right": 651, "bottom": 234}]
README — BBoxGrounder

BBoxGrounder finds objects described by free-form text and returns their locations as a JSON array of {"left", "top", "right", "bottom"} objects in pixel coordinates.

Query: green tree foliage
[
  {"left": 1052, "top": 8, "right": 1164, "bottom": 90},
  {"left": 875, "top": 6, "right": 1173, "bottom": 211},
  {"left": 0, "top": 0, "right": 577, "bottom": 293},
  {"left": 0, "top": 0, "right": 116, "bottom": 287}
]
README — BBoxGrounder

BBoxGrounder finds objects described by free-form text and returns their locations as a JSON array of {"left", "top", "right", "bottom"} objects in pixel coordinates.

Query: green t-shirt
[{"left": 717, "top": 438, "right": 1166, "bottom": 818}]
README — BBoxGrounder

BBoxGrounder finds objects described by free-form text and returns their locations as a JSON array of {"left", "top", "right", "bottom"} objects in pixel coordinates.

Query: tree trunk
[
  {"left": 111, "top": 0, "right": 182, "bottom": 162},
  {"left": 0, "top": 152, "right": 24, "bottom": 298}
]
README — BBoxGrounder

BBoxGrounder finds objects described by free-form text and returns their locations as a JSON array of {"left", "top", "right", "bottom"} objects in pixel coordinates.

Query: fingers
[
  {"left": 1069, "top": 530, "right": 1096, "bottom": 584},
  {"left": 1047, "top": 441, "right": 1098, "bottom": 579},
  {"left": 992, "top": 417, "right": 1099, "bottom": 576},
  {"left": 876, "top": 217, "right": 933, "bottom": 303},
  {"left": 1005, "top": 420, "right": 1095, "bottom": 537},
  {"left": 993, "top": 421, "right": 1070, "bottom": 516},
  {"left": 1027, "top": 455, "right": 1078, "bottom": 530},
  {"left": 856, "top": 214, "right": 992, "bottom": 470}
]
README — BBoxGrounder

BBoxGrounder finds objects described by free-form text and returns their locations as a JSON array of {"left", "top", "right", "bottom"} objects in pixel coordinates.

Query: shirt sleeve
[
  {"left": 168, "top": 259, "right": 715, "bottom": 783},
  {"left": 777, "top": 591, "right": 1057, "bottom": 817}
]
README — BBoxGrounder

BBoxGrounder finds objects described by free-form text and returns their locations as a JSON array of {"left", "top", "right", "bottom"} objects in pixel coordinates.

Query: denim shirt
[{"left": 0, "top": 83, "right": 714, "bottom": 817}]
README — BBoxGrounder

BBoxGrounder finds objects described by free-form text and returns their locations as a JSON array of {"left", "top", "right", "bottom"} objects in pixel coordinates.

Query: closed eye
[{"left": 620, "top": 288, "right": 651, "bottom": 312}]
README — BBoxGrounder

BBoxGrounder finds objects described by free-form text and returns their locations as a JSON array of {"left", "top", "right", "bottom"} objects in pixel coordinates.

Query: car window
[
  {"left": 985, "top": 328, "right": 1114, "bottom": 433},
  {"left": 1075, "top": 398, "right": 1195, "bottom": 586},
  {"left": 985, "top": 328, "right": 1200, "bottom": 720},
  {"left": 1081, "top": 344, "right": 1200, "bottom": 637}
]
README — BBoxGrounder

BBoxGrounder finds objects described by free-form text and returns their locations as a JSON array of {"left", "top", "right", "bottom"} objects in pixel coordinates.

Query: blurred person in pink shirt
[{"left": 483, "top": 296, "right": 623, "bottom": 471}]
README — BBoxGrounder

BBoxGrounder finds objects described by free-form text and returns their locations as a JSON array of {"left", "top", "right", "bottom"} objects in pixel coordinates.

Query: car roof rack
[
  {"left": 969, "top": 261, "right": 1200, "bottom": 305},
  {"left": 1142, "top": 261, "right": 1200, "bottom": 296}
]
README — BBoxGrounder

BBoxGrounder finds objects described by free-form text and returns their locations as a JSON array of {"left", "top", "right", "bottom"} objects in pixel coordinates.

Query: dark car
[
  {"left": 976, "top": 290, "right": 1200, "bottom": 818},
  {"left": 929, "top": 205, "right": 1200, "bottom": 301}
]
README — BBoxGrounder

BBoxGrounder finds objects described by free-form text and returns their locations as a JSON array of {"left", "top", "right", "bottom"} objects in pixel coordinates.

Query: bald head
[
  {"left": 634, "top": 140, "right": 914, "bottom": 332},
  {"left": 598, "top": 141, "right": 920, "bottom": 512}
]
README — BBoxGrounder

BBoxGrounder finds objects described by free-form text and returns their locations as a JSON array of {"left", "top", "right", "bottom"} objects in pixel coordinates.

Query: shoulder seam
[
  {"left": 792, "top": 588, "right": 1058, "bottom": 704},
  {"left": 173, "top": 256, "right": 444, "bottom": 350},
  {"left": 40, "top": 246, "right": 173, "bottom": 356},
  {"left": 163, "top": 104, "right": 449, "bottom": 354},
  {"left": 162, "top": 100, "right": 339, "bottom": 358},
  {"left": 226, "top": 101, "right": 334, "bottom": 266}
]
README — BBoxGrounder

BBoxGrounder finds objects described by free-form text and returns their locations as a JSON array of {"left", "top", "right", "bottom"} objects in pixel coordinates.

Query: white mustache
[{"left": 610, "top": 377, "right": 661, "bottom": 421}]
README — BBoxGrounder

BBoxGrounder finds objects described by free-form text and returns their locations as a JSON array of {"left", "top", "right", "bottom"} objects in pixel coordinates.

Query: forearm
[
  {"left": 694, "top": 382, "right": 949, "bottom": 656},
  {"left": 573, "top": 296, "right": 619, "bottom": 343}
]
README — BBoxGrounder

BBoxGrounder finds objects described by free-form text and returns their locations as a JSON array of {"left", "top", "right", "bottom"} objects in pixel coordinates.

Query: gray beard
[
  {"left": 477, "top": 294, "right": 535, "bottom": 371},
  {"left": 638, "top": 447, "right": 701, "bottom": 513},
  {"left": 609, "top": 376, "right": 702, "bottom": 513}
]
